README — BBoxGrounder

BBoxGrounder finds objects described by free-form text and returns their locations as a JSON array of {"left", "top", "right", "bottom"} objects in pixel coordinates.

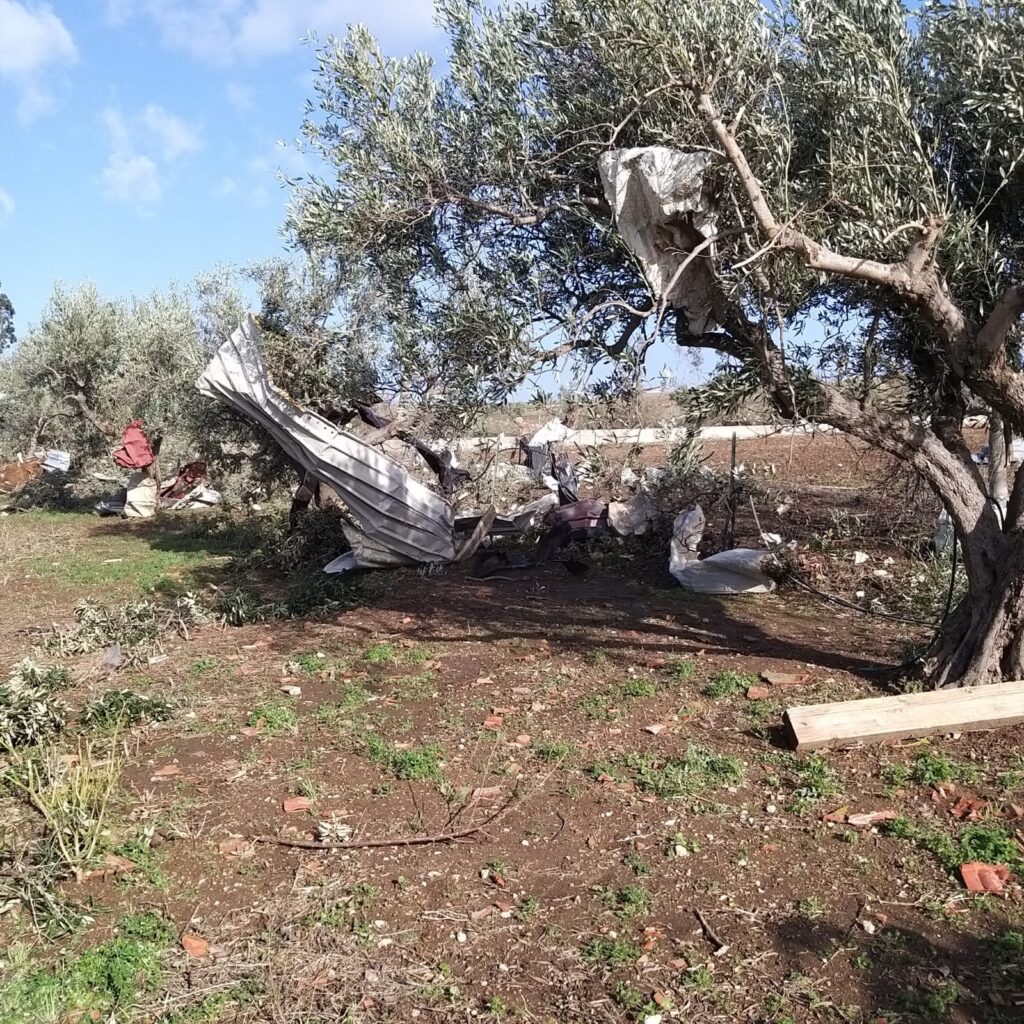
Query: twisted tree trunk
[{"left": 926, "top": 528, "right": 1024, "bottom": 686}]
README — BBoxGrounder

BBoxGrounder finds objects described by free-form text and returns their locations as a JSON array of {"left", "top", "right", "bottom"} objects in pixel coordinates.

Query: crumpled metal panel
[
  {"left": 599, "top": 146, "right": 719, "bottom": 335},
  {"left": 197, "top": 315, "right": 455, "bottom": 566}
]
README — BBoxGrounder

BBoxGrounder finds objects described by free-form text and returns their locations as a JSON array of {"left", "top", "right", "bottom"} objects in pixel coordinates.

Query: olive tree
[{"left": 287, "top": 0, "right": 1024, "bottom": 686}]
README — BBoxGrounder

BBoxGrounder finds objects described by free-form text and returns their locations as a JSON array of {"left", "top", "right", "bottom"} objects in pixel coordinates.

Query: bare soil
[{"left": 1, "top": 432, "right": 1021, "bottom": 1024}]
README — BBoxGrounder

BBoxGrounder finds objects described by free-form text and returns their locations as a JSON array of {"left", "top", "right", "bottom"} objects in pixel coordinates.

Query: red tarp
[
  {"left": 160, "top": 461, "right": 207, "bottom": 501},
  {"left": 112, "top": 420, "right": 155, "bottom": 470}
]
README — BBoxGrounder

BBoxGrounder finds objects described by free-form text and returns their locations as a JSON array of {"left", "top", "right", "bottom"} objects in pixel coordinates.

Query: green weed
[
  {"left": 246, "top": 700, "right": 298, "bottom": 735},
  {"left": 702, "top": 670, "right": 757, "bottom": 699},
  {"left": 580, "top": 936, "right": 640, "bottom": 968},
  {"left": 533, "top": 739, "right": 573, "bottom": 762},
  {"left": 620, "top": 677, "right": 657, "bottom": 698},
  {"left": 81, "top": 690, "right": 176, "bottom": 730},
  {"left": 671, "top": 659, "right": 696, "bottom": 681},
  {"left": 365, "top": 734, "right": 443, "bottom": 781},
  {"left": 597, "top": 883, "right": 653, "bottom": 919},
  {"left": 603, "top": 745, "right": 744, "bottom": 798},
  {"left": 364, "top": 643, "right": 397, "bottom": 665}
]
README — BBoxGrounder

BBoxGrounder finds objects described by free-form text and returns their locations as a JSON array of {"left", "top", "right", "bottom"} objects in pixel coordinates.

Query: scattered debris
[
  {"left": 960, "top": 861, "right": 1011, "bottom": 893},
  {"left": 180, "top": 933, "right": 210, "bottom": 958}
]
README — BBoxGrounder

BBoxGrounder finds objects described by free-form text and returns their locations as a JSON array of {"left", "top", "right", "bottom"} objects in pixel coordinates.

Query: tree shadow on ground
[
  {"left": 765, "top": 910, "right": 1024, "bottom": 1022},
  {"left": 91, "top": 513, "right": 911, "bottom": 687}
]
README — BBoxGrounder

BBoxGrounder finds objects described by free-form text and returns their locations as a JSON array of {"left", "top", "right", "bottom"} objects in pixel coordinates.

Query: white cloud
[
  {"left": 99, "top": 103, "right": 201, "bottom": 208},
  {"left": 0, "top": 186, "right": 14, "bottom": 225},
  {"left": 141, "top": 103, "right": 203, "bottom": 159},
  {"left": 214, "top": 175, "right": 237, "bottom": 197},
  {"left": 110, "top": 0, "right": 436, "bottom": 64},
  {"left": 102, "top": 153, "right": 162, "bottom": 206},
  {"left": 0, "top": 0, "right": 77, "bottom": 121}
]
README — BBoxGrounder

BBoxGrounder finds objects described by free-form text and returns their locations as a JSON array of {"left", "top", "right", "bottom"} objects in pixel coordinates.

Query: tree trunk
[
  {"left": 925, "top": 528, "right": 1024, "bottom": 686},
  {"left": 988, "top": 412, "right": 1009, "bottom": 522}
]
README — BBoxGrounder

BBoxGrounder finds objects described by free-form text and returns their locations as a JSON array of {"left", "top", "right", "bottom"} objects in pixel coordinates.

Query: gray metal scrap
[{"left": 196, "top": 315, "right": 456, "bottom": 568}]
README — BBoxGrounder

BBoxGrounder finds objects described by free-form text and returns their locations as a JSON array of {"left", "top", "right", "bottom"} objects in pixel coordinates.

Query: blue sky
[
  {"left": 0, "top": 0, "right": 443, "bottom": 334},
  {"left": 0, "top": 0, "right": 700, "bottom": 391}
]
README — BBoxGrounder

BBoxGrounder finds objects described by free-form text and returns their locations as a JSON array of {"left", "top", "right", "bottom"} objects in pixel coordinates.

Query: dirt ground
[{"left": 1, "top": 432, "right": 1022, "bottom": 1024}]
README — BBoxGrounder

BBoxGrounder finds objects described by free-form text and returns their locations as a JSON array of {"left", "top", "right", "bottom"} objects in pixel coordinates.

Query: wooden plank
[
  {"left": 455, "top": 506, "right": 497, "bottom": 562},
  {"left": 785, "top": 680, "right": 1024, "bottom": 750}
]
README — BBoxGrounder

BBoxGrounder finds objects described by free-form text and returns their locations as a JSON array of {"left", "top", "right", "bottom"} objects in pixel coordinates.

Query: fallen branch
[
  {"left": 694, "top": 908, "right": 728, "bottom": 952},
  {"left": 253, "top": 791, "right": 517, "bottom": 851}
]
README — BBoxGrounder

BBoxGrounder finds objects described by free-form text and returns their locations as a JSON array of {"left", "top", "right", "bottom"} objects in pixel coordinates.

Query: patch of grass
[
  {"left": 580, "top": 936, "right": 640, "bottom": 968},
  {"left": 364, "top": 643, "right": 397, "bottom": 665},
  {"left": 391, "top": 672, "right": 436, "bottom": 698},
  {"left": 596, "top": 745, "right": 743, "bottom": 799},
  {"left": 584, "top": 648, "right": 608, "bottom": 665},
  {"left": 613, "top": 980, "right": 652, "bottom": 1013},
  {"left": 681, "top": 964, "right": 715, "bottom": 990},
  {"left": 622, "top": 850, "right": 651, "bottom": 876},
  {"left": 246, "top": 699, "right": 298, "bottom": 735},
  {"left": 885, "top": 817, "right": 1024, "bottom": 875},
  {"left": 533, "top": 738, "right": 573, "bottom": 762},
  {"left": 797, "top": 896, "right": 825, "bottom": 920},
  {"left": 789, "top": 754, "right": 842, "bottom": 810},
  {"left": 28, "top": 547, "right": 211, "bottom": 592},
  {"left": 115, "top": 838, "right": 170, "bottom": 891},
  {"left": 620, "top": 677, "right": 657, "bottom": 698},
  {"left": 484, "top": 995, "right": 510, "bottom": 1017},
  {"left": 514, "top": 895, "right": 540, "bottom": 921},
  {"left": 364, "top": 734, "right": 443, "bottom": 781},
  {"left": 702, "top": 670, "right": 757, "bottom": 699},
  {"left": 597, "top": 883, "right": 653, "bottom": 919},
  {"left": 287, "top": 652, "right": 327, "bottom": 674},
  {"left": 908, "top": 749, "right": 980, "bottom": 785},
  {"left": 579, "top": 693, "right": 617, "bottom": 722},
  {"left": 0, "top": 911, "right": 173, "bottom": 1022},
  {"left": 81, "top": 690, "right": 176, "bottom": 731},
  {"left": 671, "top": 659, "right": 696, "bottom": 681},
  {"left": 189, "top": 656, "right": 217, "bottom": 675}
]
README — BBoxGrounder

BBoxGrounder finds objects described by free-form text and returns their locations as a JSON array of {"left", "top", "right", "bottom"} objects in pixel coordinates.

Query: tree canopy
[
  {"left": 289, "top": 0, "right": 1024, "bottom": 419},
  {"left": 0, "top": 282, "right": 14, "bottom": 355},
  {"left": 288, "top": 0, "right": 1024, "bottom": 685}
]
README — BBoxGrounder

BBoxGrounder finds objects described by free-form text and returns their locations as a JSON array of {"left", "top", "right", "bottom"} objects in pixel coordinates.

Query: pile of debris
[
  {"left": 0, "top": 450, "right": 71, "bottom": 510},
  {"left": 95, "top": 420, "right": 220, "bottom": 518}
]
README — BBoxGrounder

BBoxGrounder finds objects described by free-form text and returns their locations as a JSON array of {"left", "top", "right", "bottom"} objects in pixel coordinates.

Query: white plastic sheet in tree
[
  {"left": 599, "top": 146, "right": 719, "bottom": 335},
  {"left": 197, "top": 316, "right": 455, "bottom": 567}
]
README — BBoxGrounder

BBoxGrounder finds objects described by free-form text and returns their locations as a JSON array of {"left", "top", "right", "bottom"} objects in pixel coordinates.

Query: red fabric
[
  {"left": 160, "top": 461, "right": 207, "bottom": 500},
  {"left": 112, "top": 420, "right": 155, "bottom": 470}
]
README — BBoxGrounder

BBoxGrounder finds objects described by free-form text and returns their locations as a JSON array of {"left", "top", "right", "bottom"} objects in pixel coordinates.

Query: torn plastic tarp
[
  {"left": 197, "top": 316, "right": 455, "bottom": 568},
  {"left": 599, "top": 146, "right": 720, "bottom": 335},
  {"left": 669, "top": 504, "right": 775, "bottom": 594},
  {"left": 608, "top": 491, "right": 657, "bottom": 536},
  {"left": 113, "top": 420, "right": 155, "bottom": 470}
]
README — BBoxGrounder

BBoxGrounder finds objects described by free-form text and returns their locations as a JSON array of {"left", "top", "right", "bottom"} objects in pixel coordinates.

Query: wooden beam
[{"left": 784, "top": 680, "right": 1024, "bottom": 751}]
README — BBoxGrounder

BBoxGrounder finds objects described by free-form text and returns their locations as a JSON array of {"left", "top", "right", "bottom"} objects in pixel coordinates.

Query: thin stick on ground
[
  {"left": 694, "top": 908, "right": 728, "bottom": 952},
  {"left": 253, "top": 790, "right": 519, "bottom": 851}
]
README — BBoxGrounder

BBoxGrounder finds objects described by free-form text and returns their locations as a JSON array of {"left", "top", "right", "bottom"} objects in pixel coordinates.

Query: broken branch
[{"left": 252, "top": 791, "right": 518, "bottom": 851}]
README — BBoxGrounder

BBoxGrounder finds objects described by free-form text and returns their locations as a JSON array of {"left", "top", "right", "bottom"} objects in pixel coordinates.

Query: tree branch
[
  {"left": 976, "top": 283, "right": 1024, "bottom": 359},
  {"left": 66, "top": 393, "right": 117, "bottom": 438},
  {"left": 445, "top": 189, "right": 560, "bottom": 227},
  {"left": 693, "top": 92, "right": 972, "bottom": 350}
]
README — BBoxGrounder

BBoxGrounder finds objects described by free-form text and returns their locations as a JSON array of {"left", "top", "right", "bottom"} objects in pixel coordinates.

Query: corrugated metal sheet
[{"left": 196, "top": 316, "right": 455, "bottom": 566}]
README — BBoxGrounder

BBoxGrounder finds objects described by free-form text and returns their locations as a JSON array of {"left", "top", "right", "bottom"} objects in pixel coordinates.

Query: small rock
[{"left": 280, "top": 685, "right": 302, "bottom": 697}]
